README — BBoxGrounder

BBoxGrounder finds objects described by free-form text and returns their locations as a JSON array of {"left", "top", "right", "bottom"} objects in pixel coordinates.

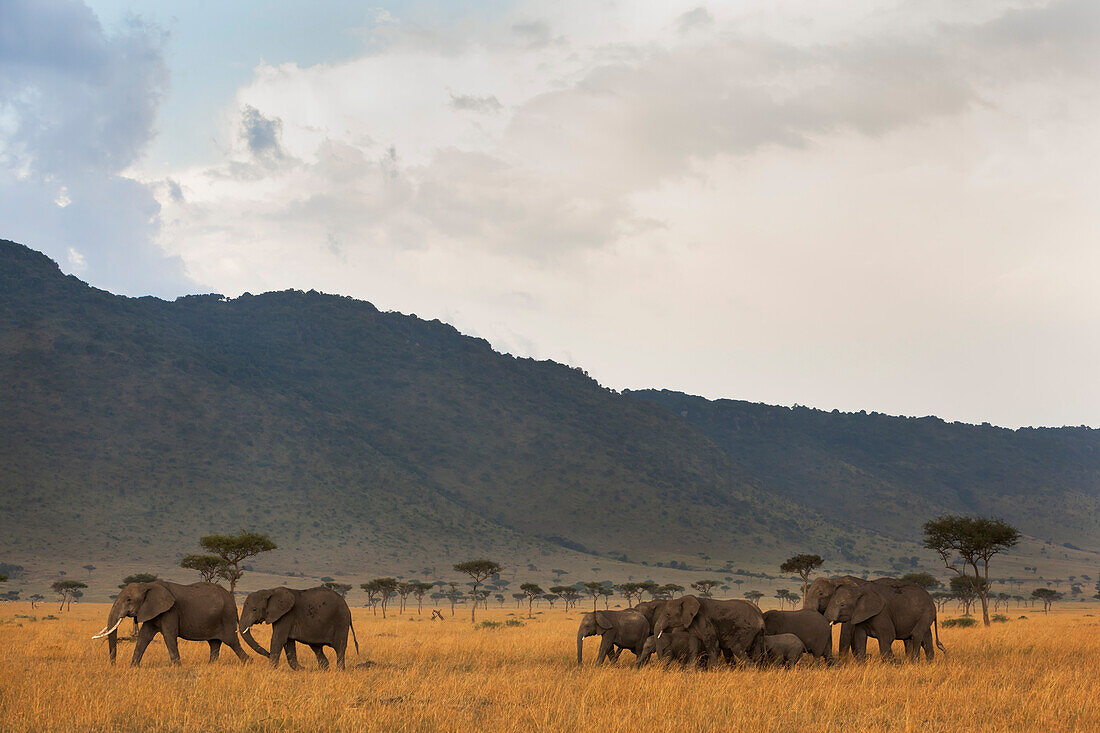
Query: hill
[
  {"left": 629, "top": 390, "right": 1100, "bottom": 551},
  {"left": 0, "top": 239, "right": 889, "bottom": 593},
  {"left": 2, "top": 238, "right": 1098, "bottom": 599}
]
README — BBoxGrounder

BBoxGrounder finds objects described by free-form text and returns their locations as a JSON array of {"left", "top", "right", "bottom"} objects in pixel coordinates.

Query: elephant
[
  {"left": 804, "top": 575, "right": 866, "bottom": 656},
  {"left": 239, "top": 587, "right": 359, "bottom": 670},
  {"left": 92, "top": 580, "right": 249, "bottom": 666},
  {"left": 823, "top": 578, "right": 944, "bottom": 661},
  {"left": 632, "top": 599, "right": 668, "bottom": 632},
  {"left": 763, "top": 609, "right": 832, "bottom": 661},
  {"left": 636, "top": 630, "right": 704, "bottom": 667},
  {"left": 652, "top": 595, "right": 765, "bottom": 666},
  {"left": 576, "top": 609, "right": 649, "bottom": 664},
  {"left": 761, "top": 633, "right": 805, "bottom": 667}
]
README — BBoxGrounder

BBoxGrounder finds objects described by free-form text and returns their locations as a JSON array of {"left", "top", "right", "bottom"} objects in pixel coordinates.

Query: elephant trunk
[
  {"left": 239, "top": 624, "right": 270, "bottom": 657},
  {"left": 99, "top": 597, "right": 126, "bottom": 664},
  {"left": 576, "top": 629, "right": 585, "bottom": 665}
]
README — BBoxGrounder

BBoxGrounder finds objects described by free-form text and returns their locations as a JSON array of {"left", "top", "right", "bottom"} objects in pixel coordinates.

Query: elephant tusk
[
  {"left": 92, "top": 616, "right": 126, "bottom": 639},
  {"left": 657, "top": 631, "right": 663, "bottom": 639}
]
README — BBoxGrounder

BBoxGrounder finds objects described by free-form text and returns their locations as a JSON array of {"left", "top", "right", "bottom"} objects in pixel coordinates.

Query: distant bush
[
  {"left": 475, "top": 621, "right": 501, "bottom": 630},
  {"left": 942, "top": 617, "right": 978, "bottom": 628},
  {"left": 992, "top": 614, "right": 1009, "bottom": 623},
  {"left": 504, "top": 619, "right": 524, "bottom": 627}
]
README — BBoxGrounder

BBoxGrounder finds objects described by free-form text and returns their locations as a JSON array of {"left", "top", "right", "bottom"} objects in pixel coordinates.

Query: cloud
[
  {"left": 149, "top": 0, "right": 1099, "bottom": 426},
  {"left": 240, "top": 104, "right": 285, "bottom": 159},
  {"left": 449, "top": 93, "right": 503, "bottom": 114},
  {"left": 0, "top": 0, "right": 193, "bottom": 297}
]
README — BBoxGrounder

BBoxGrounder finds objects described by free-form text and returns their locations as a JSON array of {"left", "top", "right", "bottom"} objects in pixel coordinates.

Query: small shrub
[
  {"left": 475, "top": 620, "right": 501, "bottom": 630},
  {"left": 992, "top": 614, "right": 1009, "bottom": 623},
  {"left": 504, "top": 619, "right": 524, "bottom": 627},
  {"left": 1018, "top": 615, "right": 1028, "bottom": 619},
  {"left": 942, "top": 617, "right": 978, "bottom": 628},
  {"left": 43, "top": 615, "right": 59, "bottom": 621}
]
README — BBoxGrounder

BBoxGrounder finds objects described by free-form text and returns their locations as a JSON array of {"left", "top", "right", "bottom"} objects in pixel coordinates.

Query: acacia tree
[
  {"left": 361, "top": 581, "right": 380, "bottom": 614},
  {"left": 120, "top": 573, "right": 158, "bottom": 588},
  {"left": 29, "top": 593, "right": 44, "bottom": 610},
  {"left": 396, "top": 582, "right": 415, "bottom": 613},
  {"left": 660, "top": 583, "right": 685, "bottom": 599},
  {"left": 82, "top": 564, "right": 96, "bottom": 578},
  {"left": 51, "top": 580, "right": 87, "bottom": 611},
  {"left": 780, "top": 554, "right": 824, "bottom": 601},
  {"left": 616, "top": 582, "right": 643, "bottom": 606},
  {"left": 411, "top": 582, "right": 434, "bottom": 614},
  {"left": 453, "top": 560, "right": 502, "bottom": 622},
  {"left": 949, "top": 575, "right": 986, "bottom": 616},
  {"left": 775, "top": 589, "right": 793, "bottom": 608},
  {"left": 199, "top": 531, "right": 277, "bottom": 594},
  {"left": 1032, "top": 588, "right": 1062, "bottom": 613},
  {"left": 368, "top": 577, "right": 398, "bottom": 618},
  {"left": 445, "top": 582, "right": 463, "bottom": 617},
  {"left": 520, "top": 582, "right": 543, "bottom": 618},
  {"left": 180, "top": 554, "right": 224, "bottom": 583},
  {"left": 900, "top": 572, "right": 941, "bottom": 590},
  {"left": 923, "top": 515, "right": 1020, "bottom": 626},
  {"left": 691, "top": 579, "right": 719, "bottom": 598},
  {"left": 322, "top": 582, "right": 352, "bottom": 597},
  {"left": 583, "top": 582, "right": 605, "bottom": 611},
  {"left": 598, "top": 587, "right": 614, "bottom": 609},
  {"left": 743, "top": 590, "right": 764, "bottom": 605}
]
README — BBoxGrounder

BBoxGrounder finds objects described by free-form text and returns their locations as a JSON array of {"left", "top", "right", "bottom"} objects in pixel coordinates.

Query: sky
[{"left": 1, "top": 0, "right": 1097, "bottom": 428}]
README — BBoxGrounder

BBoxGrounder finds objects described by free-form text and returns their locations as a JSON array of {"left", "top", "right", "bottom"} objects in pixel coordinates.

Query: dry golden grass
[{"left": 0, "top": 602, "right": 1096, "bottom": 732}]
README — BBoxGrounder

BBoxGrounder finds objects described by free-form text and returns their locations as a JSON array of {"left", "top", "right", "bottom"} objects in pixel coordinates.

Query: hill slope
[
  {"left": 629, "top": 390, "right": 1100, "bottom": 549},
  {"left": 0, "top": 239, "right": 878, "bottom": 584}
]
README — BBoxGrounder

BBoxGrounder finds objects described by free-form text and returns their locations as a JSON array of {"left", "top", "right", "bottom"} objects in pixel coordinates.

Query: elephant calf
[
  {"left": 239, "top": 587, "right": 359, "bottom": 670},
  {"left": 762, "top": 633, "right": 805, "bottom": 667},
  {"left": 636, "top": 631, "right": 704, "bottom": 667},
  {"left": 763, "top": 609, "right": 833, "bottom": 661}
]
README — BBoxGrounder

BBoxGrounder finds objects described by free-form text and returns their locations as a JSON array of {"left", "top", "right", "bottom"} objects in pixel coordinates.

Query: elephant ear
[
  {"left": 852, "top": 590, "right": 885, "bottom": 625},
  {"left": 594, "top": 612, "right": 613, "bottom": 630},
  {"left": 137, "top": 584, "right": 175, "bottom": 623},
  {"left": 265, "top": 588, "right": 295, "bottom": 623},
  {"left": 680, "top": 596, "right": 701, "bottom": 629}
]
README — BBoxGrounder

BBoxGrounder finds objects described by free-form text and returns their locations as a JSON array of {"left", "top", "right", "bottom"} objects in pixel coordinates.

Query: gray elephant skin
[
  {"left": 763, "top": 609, "right": 833, "bottom": 661},
  {"left": 92, "top": 580, "right": 249, "bottom": 666},
  {"left": 636, "top": 630, "right": 703, "bottom": 667},
  {"left": 239, "top": 587, "right": 359, "bottom": 669},
  {"left": 804, "top": 575, "right": 866, "bottom": 655},
  {"left": 576, "top": 609, "right": 649, "bottom": 664},
  {"left": 653, "top": 595, "right": 765, "bottom": 666},
  {"left": 762, "top": 633, "right": 805, "bottom": 666},
  {"left": 822, "top": 578, "right": 944, "bottom": 660}
]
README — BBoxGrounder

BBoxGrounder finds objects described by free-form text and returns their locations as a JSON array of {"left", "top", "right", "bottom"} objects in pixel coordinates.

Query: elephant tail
[
  {"left": 934, "top": 617, "right": 946, "bottom": 653},
  {"left": 350, "top": 621, "right": 359, "bottom": 656}
]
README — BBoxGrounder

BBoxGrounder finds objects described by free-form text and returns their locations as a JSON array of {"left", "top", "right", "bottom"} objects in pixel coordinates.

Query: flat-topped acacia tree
[
  {"left": 180, "top": 554, "right": 224, "bottom": 583},
  {"left": 453, "top": 560, "right": 502, "bottom": 622},
  {"left": 924, "top": 515, "right": 1020, "bottom": 626},
  {"left": 199, "top": 531, "right": 277, "bottom": 594},
  {"left": 780, "top": 554, "right": 824, "bottom": 600}
]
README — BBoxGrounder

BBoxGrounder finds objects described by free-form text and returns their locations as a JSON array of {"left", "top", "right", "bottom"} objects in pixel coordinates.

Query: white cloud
[{"left": 147, "top": 0, "right": 1099, "bottom": 426}]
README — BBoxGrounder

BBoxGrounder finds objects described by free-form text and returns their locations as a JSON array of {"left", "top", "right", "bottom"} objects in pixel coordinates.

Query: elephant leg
[
  {"left": 876, "top": 632, "right": 896, "bottom": 659},
  {"left": 269, "top": 629, "right": 289, "bottom": 669},
  {"left": 595, "top": 634, "right": 615, "bottom": 664},
  {"left": 850, "top": 626, "right": 868, "bottom": 658},
  {"left": 309, "top": 644, "right": 330, "bottom": 670},
  {"left": 921, "top": 633, "right": 935, "bottom": 661},
  {"left": 131, "top": 623, "right": 157, "bottom": 667},
  {"left": 160, "top": 618, "right": 182, "bottom": 666},
  {"left": 283, "top": 641, "right": 302, "bottom": 671},
  {"left": 333, "top": 631, "right": 348, "bottom": 670},
  {"left": 208, "top": 639, "right": 222, "bottom": 663},
  {"left": 838, "top": 623, "right": 854, "bottom": 656}
]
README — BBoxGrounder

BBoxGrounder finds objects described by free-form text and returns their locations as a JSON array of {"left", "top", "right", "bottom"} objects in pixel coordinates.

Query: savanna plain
[{"left": 2, "top": 603, "right": 1097, "bottom": 732}]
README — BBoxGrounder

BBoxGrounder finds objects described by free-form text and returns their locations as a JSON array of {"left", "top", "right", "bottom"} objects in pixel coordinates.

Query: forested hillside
[
  {"left": 0, "top": 240, "right": 883, "bottom": 583},
  {"left": 2, "top": 239, "right": 1097, "bottom": 595},
  {"left": 630, "top": 390, "right": 1100, "bottom": 547}
]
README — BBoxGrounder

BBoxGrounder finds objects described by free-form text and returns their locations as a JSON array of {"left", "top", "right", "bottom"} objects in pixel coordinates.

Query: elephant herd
[
  {"left": 92, "top": 580, "right": 357, "bottom": 669},
  {"left": 92, "top": 574, "right": 942, "bottom": 671},
  {"left": 577, "top": 575, "right": 944, "bottom": 668}
]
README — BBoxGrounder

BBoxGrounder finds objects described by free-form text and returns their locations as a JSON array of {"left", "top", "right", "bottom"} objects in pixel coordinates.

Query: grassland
[{"left": 1, "top": 602, "right": 1097, "bottom": 732}]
